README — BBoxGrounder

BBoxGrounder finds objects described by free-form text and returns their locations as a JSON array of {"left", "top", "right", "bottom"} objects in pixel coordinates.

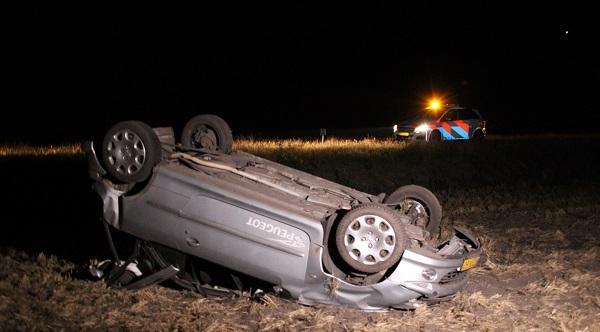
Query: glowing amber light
[{"left": 429, "top": 99, "right": 441, "bottom": 111}]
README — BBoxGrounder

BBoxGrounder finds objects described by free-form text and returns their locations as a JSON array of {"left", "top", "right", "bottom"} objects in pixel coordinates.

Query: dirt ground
[{"left": 1, "top": 135, "right": 599, "bottom": 331}]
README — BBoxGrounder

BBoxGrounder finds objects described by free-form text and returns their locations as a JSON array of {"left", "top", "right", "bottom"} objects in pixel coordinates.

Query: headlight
[
  {"left": 414, "top": 123, "right": 429, "bottom": 133},
  {"left": 393, "top": 124, "right": 398, "bottom": 132}
]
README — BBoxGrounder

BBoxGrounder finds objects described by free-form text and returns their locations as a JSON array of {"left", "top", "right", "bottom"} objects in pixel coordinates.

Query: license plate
[
  {"left": 460, "top": 256, "right": 479, "bottom": 271},
  {"left": 399, "top": 132, "right": 410, "bottom": 137}
]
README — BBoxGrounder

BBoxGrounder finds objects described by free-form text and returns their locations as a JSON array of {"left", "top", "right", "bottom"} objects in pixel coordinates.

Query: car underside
[{"left": 85, "top": 115, "right": 482, "bottom": 310}]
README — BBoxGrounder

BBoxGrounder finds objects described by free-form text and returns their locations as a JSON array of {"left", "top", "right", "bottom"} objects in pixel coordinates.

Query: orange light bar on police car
[{"left": 428, "top": 99, "right": 442, "bottom": 111}]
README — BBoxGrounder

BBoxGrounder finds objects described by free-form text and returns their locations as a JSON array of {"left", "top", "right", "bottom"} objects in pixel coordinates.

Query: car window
[
  {"left": 441, "top": 110, "right": 458, "bottom": 121},
  {"left": 459, "top": 109, "right": 481, "bottom": 120},
  {"left": 403, "top": 111, "right": 439, "bottom": 122}
]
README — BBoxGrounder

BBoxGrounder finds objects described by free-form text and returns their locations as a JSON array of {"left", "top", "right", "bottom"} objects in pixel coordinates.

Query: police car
[{"left": 393, "top": 105, "right": 486, "bottom": 141}]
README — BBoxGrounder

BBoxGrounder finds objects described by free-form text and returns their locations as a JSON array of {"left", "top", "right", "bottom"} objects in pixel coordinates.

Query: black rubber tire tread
[
  {"left": 384, "top": 185, "right": 442, "bottom": 235},
  {"left": 335, "top": 203, "right": 409, "bottom": 274},
  {"left": 429, "top": 130, "right": 442, "bottom": 141},
  {"left": 472, "top": 129, "right": 485, "bottom": 141},
  {"left": 181, "top": 114, "right": 233, "bottom": 154},
  {"left": 101, "top": 121, "right": 161, "bottom": 184}
]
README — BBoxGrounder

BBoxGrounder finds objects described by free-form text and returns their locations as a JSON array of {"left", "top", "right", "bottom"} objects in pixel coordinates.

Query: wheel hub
[
  {"left": 121, "top": 144, "right": 134, "bottom": 159},
  {"left": 361, "top": 231, "right": 379, "bottom": 248},
  {"left": 193, "top": 126, "right": 218, "bottom": 151},
  {"left": 343, "top": 215, "right": 396, "bottom": 265},
  {"left": 106, "top": 129, "right": 146, "bottom": 175},
  {"left": 401, "top": 199, "right": 429, "bottom": 228}
]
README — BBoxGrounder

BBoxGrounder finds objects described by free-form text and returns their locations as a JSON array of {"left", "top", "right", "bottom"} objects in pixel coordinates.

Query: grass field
[{"left": 1, "top": 135, "right": 599, "bottom": 330}]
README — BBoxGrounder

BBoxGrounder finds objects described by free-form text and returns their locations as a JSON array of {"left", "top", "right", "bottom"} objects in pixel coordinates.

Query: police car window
[
  {"left": 460, "top": 109, "right": 480, "bottom": 120},
  {"left": 442, "top": 110, "right": 458, "bottom": 121}
]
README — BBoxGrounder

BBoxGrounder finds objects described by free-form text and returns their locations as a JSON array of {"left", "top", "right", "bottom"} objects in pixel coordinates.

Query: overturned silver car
[{"left": 84, "top": 114, "right": 481, "bottom": 310}]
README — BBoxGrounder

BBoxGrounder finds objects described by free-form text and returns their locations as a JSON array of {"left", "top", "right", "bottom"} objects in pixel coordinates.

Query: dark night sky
[{"left": 4, "top": 3, "right": 598, "bottom": 143}]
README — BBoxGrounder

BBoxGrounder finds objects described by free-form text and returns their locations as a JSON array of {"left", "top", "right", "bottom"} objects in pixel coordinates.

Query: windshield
[{"left": 401, "top": 111, "right": 439, "bottom": 122}]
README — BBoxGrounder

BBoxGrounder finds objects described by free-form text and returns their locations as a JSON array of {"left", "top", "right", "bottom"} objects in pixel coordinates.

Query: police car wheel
[{"left": 429, "top": 130, "right": 441, "bottom": 141}]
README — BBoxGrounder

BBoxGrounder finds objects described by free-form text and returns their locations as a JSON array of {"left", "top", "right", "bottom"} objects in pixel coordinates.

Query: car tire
[
  {"left": 472, "top": 130, "right": 484, "bottom": 141},
  {"left": 429, "top": 130, "right": 441, "bottom": 141},
  {"left": 181, "top": 114, "right": 233, "bottom": 154},
  {"left": 384, "top": 185, "right": 442, "bottom": 236},
  {"left": 335, "top": 204, "right": 408, "bottom": 274},
  {"left": 101, "top": 121, "right": 162, "bottom": 184}
]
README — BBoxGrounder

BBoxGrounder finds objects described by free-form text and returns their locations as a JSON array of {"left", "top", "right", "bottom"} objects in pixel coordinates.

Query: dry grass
[
  {"left": 0, "top": 144, "right": 82, "bottom": 157},
  {"left": 234, "top": 137, "right": 407, "bottom": 153},
  {"left": 0, "top": 138, "right": 402, "bottom": 158}
]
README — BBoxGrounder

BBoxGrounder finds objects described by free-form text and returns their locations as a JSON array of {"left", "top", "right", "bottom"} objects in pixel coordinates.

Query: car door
[
  {"left": 437, "top": 109, "right": 469, "bottom": 140},
  {"left": 458, "top": 109, "right": 483, "bottom": 138}
]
